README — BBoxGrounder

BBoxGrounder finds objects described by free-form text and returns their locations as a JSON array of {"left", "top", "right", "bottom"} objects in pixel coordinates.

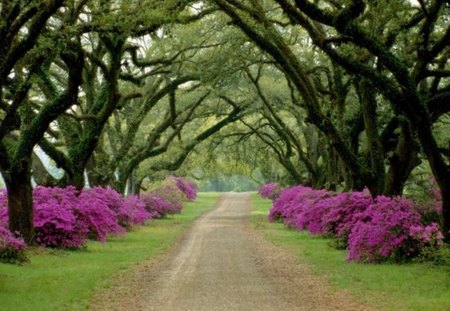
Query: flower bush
[
  {"left": 258, "top": 182, "right": 282, "bottom": 200},
  {"left": 322, "top": 191, "right": 373, "bottom": 241},
  {"left": 82, "top": 187, "right": 151, "bottom": 229},
  {"left": 140, "top": 194, "right": 178, "bottom": 219},
  {"left": 347, "top": 196, "right": 422, "bottom": 262},
  {"left": 268, "top": 185, "right": 444, "bottom": 263},
  {"left": 123, "top": 195, "right": 152, "bottom": 226},
  {"left": 0, "top": 181, "right": 190, "bottom": 259},
  {"left": 170, "top": 176, "right": 197, "bottom": 201},
  {"left": 150, "top": 180, "right": 184, "bottom": 214},
  {"left": 33, "top": 186, "right": 88, "bottom": 249},
  {"left": 0, "top": 189, "right": 7, "bottom": 227},
  {"left": 0, "top": 226, "right": 27, "bottom": 264},
  {"left": 77, "top": 190, "right": 125, "bottom": 242}
]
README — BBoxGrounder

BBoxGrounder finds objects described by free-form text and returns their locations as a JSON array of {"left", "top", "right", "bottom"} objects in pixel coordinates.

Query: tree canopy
[{"left": 0, "top": 0, "right": 449, "bottom": 242}]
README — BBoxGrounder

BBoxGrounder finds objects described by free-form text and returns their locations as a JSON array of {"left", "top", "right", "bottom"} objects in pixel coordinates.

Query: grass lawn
[
  {"left": 251, "top": 194, "right": 450, "bottom": 311},
  {"left": 0, "top": 192, "right": 220, "bottom": 311}
]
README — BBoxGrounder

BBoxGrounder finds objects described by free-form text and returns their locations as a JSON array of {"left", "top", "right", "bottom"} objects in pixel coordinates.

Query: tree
[
  {"left": 0, "top": 1, "right": 85, "bottom": 242},
  {"left": 211, "top": 0, "right": 450, "bottom": 240}
]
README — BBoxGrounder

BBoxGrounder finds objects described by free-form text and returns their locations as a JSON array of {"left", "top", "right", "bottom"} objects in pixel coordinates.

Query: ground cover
[
  {"left": 0, "top": 192, "right": 219, "bottom": 311},
  {"left": 251, "top": 194, "right": 450, "bottom": 311}
]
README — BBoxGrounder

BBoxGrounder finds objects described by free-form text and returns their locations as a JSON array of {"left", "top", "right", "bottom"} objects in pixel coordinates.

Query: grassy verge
[
  {"left": 0, "top": 192, "right": 220, "bottom": 311},
  {"left": 251, "top": 194, "right": 450, "bottom": 311}
]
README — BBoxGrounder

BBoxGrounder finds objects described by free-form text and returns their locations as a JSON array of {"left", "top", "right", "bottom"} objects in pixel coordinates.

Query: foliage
[
  {"left": 170, "top": 176, "right": 198, "bottom": 201},
  {"left": 347, "top": 197, "right": 437, "bottom": 263},
  {"left": 0, "top": 185, "right": 169, "bottom": 251},
  {"left": 81, "top": 187, "right": 151, "bottom": 229},
  {"left": 0, "top": 226, "right": 27, "bottom": 264},
  {"left": 140, "top": 194, "right": 179, "bottom": 219},
  {"left": 268, "top": 185, "right": 444, "bottom": 263},
  {"left": 32, "top": 187, "right": 89, "bottom": 249},
  {"left": 77, "top": 191, "right": 126, "bottom": 242},
  {"left": 258, "top": 182, "right": 282, "bottom": 200},
  {"left": 149, "top": 178, "right": 185, "bottom": 214}
]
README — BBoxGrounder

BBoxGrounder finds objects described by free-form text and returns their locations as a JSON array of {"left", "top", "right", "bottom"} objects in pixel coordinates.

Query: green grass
[
  {"left": 0, "top": 192, "right": 220, "bottom": 311},
  {"left": 250, "top": 194, "right": 450, "bottom": 311}
]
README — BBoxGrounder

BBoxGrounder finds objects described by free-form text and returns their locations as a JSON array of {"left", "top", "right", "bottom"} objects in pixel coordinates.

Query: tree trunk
[
  {"left": 5, "top": 163, "right": 34, "bottom": 244},
  {"left": 383, "top": 119, "right": 420, "bottom": 196},
  {"left": 67, "top": 169, "right": 85, "bottom": 191}
]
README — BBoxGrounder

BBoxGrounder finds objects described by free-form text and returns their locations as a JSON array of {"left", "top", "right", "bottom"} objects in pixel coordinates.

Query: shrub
[
  {"left": 77, "top": 191, "right": 125, "bottom": 242},
  {"left": 140, "top": 193, "right": 178, "bottom": 219},
  {"left": 268, "top": 185, "right": 445, "bottom": 264},
  {"left": 258, "top": 183, "right": 282, "bottom": 200},
  {"left": 293, "top": 190, "right": 334, "bottom": 233},
  {"left": 322, "top": 190, "right": 373, "bottom": 242},
  {"left": 0, "top": 226, "right": 27, "bottom": 264},
  {"left": 33, "top": 186, "right": 88, "bottom": 249},
  {"left": 170, "top": 176, "right": 197, "bottom": 201},
  {"left": 347, "top": 196, "right": 424, "bottom": 263},
  {"left": 83, "top": 187, "right": 131, "bottom": 228},
  {"left": 150, "top": 180, "right": 184, "bottom": 214},
  {"left": 123, "top": 195, "right": 152, "bottom": 225},
  {"left": 268, "top": 185, "right": 329, "bottom": 229}
]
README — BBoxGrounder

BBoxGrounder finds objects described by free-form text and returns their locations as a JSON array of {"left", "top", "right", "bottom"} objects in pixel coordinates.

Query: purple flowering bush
[
  {"left": 258, "top": 182, "right": 282, "bottom": 200},
  {"left": 123, "top": 195, "right": 152, "bottom": 226},
  {"left": 268, "top": 186, "right": 444, "bottom": 263},
  {"left": 0, "top": 180, "right": 190, "bottom": 261},
  {"left": 347, "top": 196, "right": 422, "bottom": 263},
  {"left": 268, "top": 185, "right": 328, "bottom": 228},
  {"left": 33, "top": 186, "right": 88, "bottom": 249},
  {"left": 0, "top": 186, "right": 160, "bottom": 252},
  {"left": 150, "top": 180, "right": 184, "bottom": 214},
  {"left": 0, "top": 226, "right": 27, "bottom": 264},
  {"left": 77, "top": 190, "right": 125, "bottom": 242},
  {"left": 140, "top": 194, "right": 178, "bottom": 219},
  {"left": 0, "top": 189, "right": 7, "bottom": 227},
  {"left": 170, "top": 176, "right": 197, "bottom": 201},
  {"left": 322, "top": 191, "right": 373, "bottom": 242},
  {"left": 82, "top": 187, "right": 152, "bottom": 229}
]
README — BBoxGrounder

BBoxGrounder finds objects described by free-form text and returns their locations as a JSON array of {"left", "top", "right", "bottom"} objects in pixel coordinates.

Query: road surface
[{"left": 91, "top": 193, "right": 374, "bottom": 311}]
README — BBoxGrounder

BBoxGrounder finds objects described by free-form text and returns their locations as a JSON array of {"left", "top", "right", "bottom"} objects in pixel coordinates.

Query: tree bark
[{"left": 4, "top": 159, "right": 34, "bottom": 243}]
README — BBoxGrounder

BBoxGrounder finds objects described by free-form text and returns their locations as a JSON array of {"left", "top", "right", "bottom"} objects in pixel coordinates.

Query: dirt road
[{"left": 91, "top": 193, "right": 373, "bottom": 311}]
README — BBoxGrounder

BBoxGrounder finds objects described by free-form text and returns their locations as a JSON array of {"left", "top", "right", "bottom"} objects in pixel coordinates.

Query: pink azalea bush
[
  {"left": 140, "top": 194, "right": 178, "bottom": 219},
  {"left": 82, "top": 187, "right": 152, "bottom": 229},
  {"left": 0, "top": 181, "right": 191, "bottom": 258},
  {"left": 258, "top": 182, "right": 282, "bottom": 200},
  {"left": 32, "top": 186, "right": 89, "bottom": 249},
  {"left": 321, "top": 191, "right": 373, "bottom": 242},
  {"left": 347, "top": 196, "right": 422, "bottom": 263},
  {"left": 269, "top": 185, "right": 444, "bottom": 263},
  {"left": 0, "top": 226, "right": 27, "bottom": 264},
  {"left": 150, "top": 180, "right": 184, "bottom": 214},
  {"left": 170, "top": 176, "right": 197, "bottom": 201},
  {"left": 77, "top": 190, "right": 126, "bottom": 242},
  {"left": 0, "top": 190, "right": 27, "bottom": 263}
]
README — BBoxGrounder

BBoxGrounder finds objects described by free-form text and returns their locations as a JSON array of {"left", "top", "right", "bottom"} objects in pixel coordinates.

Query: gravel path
[{"left": 91, "top": 193, "right": 375, "bottom": 311}]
